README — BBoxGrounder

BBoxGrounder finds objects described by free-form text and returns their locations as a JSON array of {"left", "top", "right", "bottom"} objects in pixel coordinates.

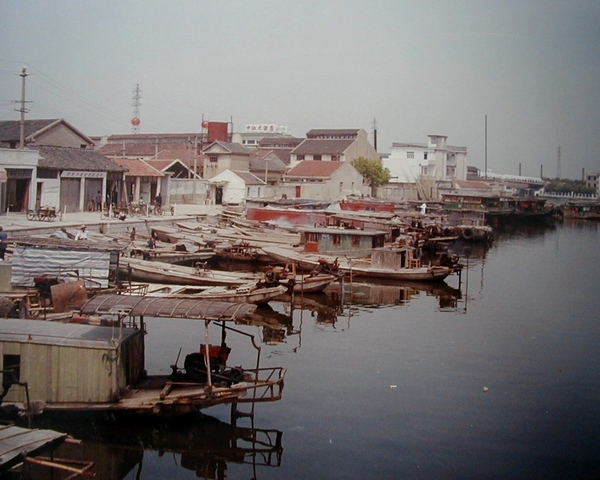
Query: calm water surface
[{"left": 39, "top": 220, "right": 600, "bottom": 479}]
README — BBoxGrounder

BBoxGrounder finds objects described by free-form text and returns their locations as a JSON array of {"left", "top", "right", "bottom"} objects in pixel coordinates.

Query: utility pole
[
  {"left": 18, "top": 68, "right": 29, "bottom": 149},
  {"left": 372, "top": 118, "right": 378, "bottom": 152},
  {"left": 484, "top": 115, "right": 487, "bottom": 179},
  {"left": 556, "top": 145, "right": 561, "bottom": 179},
  {"left": 193, "top": 136, "right": 198, "bottom": 203}
]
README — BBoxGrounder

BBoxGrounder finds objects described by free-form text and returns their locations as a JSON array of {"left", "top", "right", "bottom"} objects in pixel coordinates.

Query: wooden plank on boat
[{"left": 0, "top": 425, "right": 67, "bottom": 470}]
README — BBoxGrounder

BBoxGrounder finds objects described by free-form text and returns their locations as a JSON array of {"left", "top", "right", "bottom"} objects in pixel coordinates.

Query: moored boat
[
  {"left": 145, "top": 282, "right": 288, "bottom": 305},
  {"left": 117, "top": 257, "right": 261, "bottom": 287},
  {"left": 262, "top": 246, "right": 454, "bottom": 282},
  {"left": 0, "top": 295, "right": 286, "bottom": 417}
]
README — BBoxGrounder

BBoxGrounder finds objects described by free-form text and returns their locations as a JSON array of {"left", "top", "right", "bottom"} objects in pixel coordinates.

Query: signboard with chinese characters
[{"left": 244, "top": 124, "right": 289, "bottom": 134}]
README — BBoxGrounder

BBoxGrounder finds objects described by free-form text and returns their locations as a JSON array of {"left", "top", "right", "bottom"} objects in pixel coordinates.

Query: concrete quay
[{"left": 0, "top": 204, "right": 225, "bottom": 238}]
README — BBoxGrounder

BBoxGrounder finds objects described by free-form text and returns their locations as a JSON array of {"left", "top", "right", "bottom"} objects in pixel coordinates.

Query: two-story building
[
  {"left": 202, "top": 141, "right": 252, "bottom": 180},
  {"left": 279, "top": 160, "right": 367, "bottom": 201},
  {"left": 289, "top": 129, "right": 379, "bottom": 168},
  {"left": 384, "top": 134, "right": 468, "bottom": 183}
]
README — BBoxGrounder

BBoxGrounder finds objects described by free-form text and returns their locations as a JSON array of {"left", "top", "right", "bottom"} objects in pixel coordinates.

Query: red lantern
[
  {"left": 201, "top": 120, "right": 209, "bottom": 129},
  {"left": 131, "top": 117, "right": 141, "bottom": 126}
]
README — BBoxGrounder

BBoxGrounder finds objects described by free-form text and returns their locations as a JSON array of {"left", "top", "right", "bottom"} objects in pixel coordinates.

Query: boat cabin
[
  {"left": 0, "top": 318, "right": 143, "bottom": 407},
  {"left": 300, "top": 227, "right": 386, "bottom": 256},
  {"left": 370, "top": 247, "right": 422, "bottom": 270},
  {"left": 0, "top": 295, "right": 286, "bottom": 417}
]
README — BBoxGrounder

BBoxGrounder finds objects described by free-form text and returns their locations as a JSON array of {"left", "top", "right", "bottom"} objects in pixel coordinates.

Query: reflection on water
[
  {"left": 239, "top": 277, "right": 464, "bottom": 347},
  {"left": 25, "top": 222, "right": 599, "bottom": 479},
  {"left": 32, "top": 413, "right": 283, "bottom": 480}
]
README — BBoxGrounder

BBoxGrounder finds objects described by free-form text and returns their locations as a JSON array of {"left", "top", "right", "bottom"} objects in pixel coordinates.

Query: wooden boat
[
  {"left": 213, "top": 242, "right": 273, "bottom": 264},
  {"left": 264, "top": 263, "right": 339, "bottom": 293},
  {"left": 145, "top": 282, "right": 288, "bottom": 305},
  {"left": 0, "top": 295, "right": 286, "bottom": 417},
  {"left": 117, "top": 257, "right": 261, "bottom": 287},
  {"left": 262, "top": 246, "right": 454, "bottom": 282},
  {"left": 128, "top": 246, "right": 214, "bottom": 265}
]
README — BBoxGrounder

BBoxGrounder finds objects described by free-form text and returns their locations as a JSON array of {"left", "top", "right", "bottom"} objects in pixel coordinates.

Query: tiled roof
[
  {"left": 38, "top": 146, "right": 125, "bottom": 172},
  {"left": 143, "top": 159, "right": 179, "bottom": 171},
  {"left": 258, "top": 137, "right": 303, "bottom": 148},
  {"left": 231, "top": 170, "right": 265, "bottom": 185},
  {"left": 292, "top": 139, "right": 353, "bottom": 155},
  {"left": 203, "top": 141, "right": 251, "bottom": 155},
  {"left": 256, "top": 148, "right": 293, "bottom": 165},
  {"left": 0, "top": 119, "right": 93, "bottom": 146},
  {"left": 454, "top": 180, "right": 492, "bottom": 190},
  {"left": 250, "top": 152, "right": 286, "bottom": 172},
  {"left": 306, "top": 129, "right": 360, "bottom": 138},
  {"left": 99, "top": 142, "right": 192, "bottom": 159},
  {"left": 110, "top": 158, "right": 164, "bottom": 177},
  {"left": 0, "top": 119, "right": 57, "bottom": 141},
  {"left": 286, "top": 160, "right": 344, "bottom": 178}
]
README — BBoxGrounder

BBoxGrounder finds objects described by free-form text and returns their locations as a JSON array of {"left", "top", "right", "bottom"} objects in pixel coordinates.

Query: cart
[{"left": 26, "top": 206, "right": 62, "bottom": 222}]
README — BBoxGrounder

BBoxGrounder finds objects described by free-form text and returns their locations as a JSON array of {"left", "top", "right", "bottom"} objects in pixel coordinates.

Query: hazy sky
[{"left": 2, "top": 0, "right": 599, "bottom": 179}]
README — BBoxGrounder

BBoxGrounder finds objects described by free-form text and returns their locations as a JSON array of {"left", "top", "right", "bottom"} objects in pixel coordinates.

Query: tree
[{"left": 351, "top": 157, "right": 391, "bottom": 196}]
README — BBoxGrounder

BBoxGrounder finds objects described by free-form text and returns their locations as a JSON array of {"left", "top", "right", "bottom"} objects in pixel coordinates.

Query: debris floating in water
[{"left": 483, "top": 386, "right": 489, "bottom": 393}]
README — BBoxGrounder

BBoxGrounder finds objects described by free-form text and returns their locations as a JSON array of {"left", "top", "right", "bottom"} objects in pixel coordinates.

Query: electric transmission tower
[{"left": 131, "top": 84, "right": 142, "bottom": 134}]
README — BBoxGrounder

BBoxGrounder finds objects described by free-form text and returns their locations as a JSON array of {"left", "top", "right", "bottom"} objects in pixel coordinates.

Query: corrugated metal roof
[
  {"left": 0, "top": 318, "right": 139, "bottom": 348},
  {"left": 81, "top": 294, "right": 256, "bottom": 320}
]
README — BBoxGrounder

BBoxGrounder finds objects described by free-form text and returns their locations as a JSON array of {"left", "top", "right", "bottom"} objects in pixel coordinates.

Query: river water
[{"left": 36, "top": 220, "right": 600, "bottom": 480}]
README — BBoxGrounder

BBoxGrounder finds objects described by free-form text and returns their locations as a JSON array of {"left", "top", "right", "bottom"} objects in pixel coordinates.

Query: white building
[
  {"left": 208, "top": 169, "right": 266, "bottom": 205},
  {"left": 384, "top": 135, "right": 467, "bottom": 183}
]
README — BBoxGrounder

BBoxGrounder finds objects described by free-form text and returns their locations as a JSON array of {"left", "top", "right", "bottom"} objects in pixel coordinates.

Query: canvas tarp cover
[{"left": 11, "top": 246, "right": 112, "bottom": 288}]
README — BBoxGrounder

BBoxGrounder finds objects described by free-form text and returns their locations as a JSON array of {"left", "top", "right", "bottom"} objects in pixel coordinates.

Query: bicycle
[
  {"left": 100, "top": 203, "right": 127, "bottom": 221},
  {"left": 27, "top": 206, "right": 62, "bottom": 222}
]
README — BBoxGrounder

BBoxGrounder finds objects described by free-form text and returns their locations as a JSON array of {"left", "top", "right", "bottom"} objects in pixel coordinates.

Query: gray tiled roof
[
  {"left": 292, "top": 139, "right": 353, "bottom": 155},
  {"left": 258, "top": 137, "right": 303, "bottom": 148},
  {"left": 0, "top": 119, "right": 59, "bottom": 142},
  {"left": 306, "top": 129, "right": 360, "bottom": 138},
  {"left": 231, "top": 170, "right": 265, "bottom": 185},
  {"left": 38, "top": 146, "right": 126, "bottom": 172},
  {"left": 249, "top": 154, "right": 286, "bottom": 173},
  {"left": 203, "top": 141, "right": 251, "bottom": 155}
]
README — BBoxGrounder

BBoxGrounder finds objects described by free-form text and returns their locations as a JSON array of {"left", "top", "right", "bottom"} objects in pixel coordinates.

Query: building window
[
  {"left": 331, "top": 155, "right": 340, "bottom": 161},
  {"left": 352, "top": 235, "right": 360, "bottom": 247},
  {"left": 297, "top": 155, "right": 305, "bottom": 161},
  {"left": 333, "top": 234, "right": 341, "bottom": 245},
  {"left": 209, "top": 156, "right": 217, "bottom": 163},
  {"left": 313, "top": 155, "right": 322, "bottom": 161},
  {"left": 407, "top": 152, "right": 414, "bottom": 159},
  {"left": 340, "top": 182, "right": 343, "bottom": 192},
  {"left": 424, "top": 153, "right": 428, "bottom": 160}
]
